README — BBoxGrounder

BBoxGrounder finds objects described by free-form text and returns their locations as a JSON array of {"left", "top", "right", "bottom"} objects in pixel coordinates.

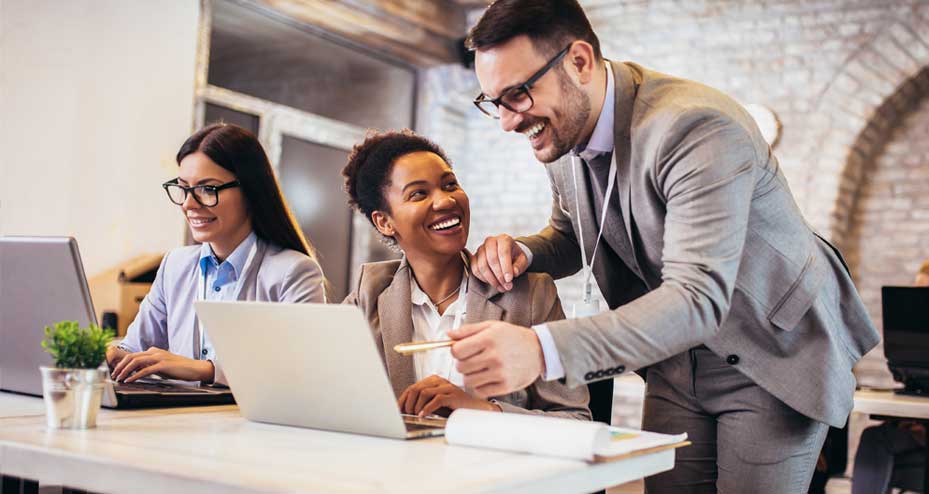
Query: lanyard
[
  {"left": 193, "top": 240, "right": 259, "bottom": 359},
  {"left": 571, "top": 151, "right": 618, "bottom": 304}
]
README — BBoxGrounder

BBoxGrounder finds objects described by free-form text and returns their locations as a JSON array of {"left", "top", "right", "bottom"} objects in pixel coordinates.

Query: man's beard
[{"left": 535, "top": 70, "right": 591, "bottom": 163}]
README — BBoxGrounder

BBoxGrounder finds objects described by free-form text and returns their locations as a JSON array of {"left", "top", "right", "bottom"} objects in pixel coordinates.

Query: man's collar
[{"left": 573, "top": 61, "right": 615, "bottom": 162}]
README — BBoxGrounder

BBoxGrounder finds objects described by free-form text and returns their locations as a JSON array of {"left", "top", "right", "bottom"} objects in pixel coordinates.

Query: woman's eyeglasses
[{"left": 162, "top": 179, "right": 240, "bottom": 207}]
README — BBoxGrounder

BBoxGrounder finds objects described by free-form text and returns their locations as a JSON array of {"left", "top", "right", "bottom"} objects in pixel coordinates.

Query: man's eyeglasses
[
  {"left": 162, "top": 178, "right": 240, "bottom": 207},
  {"left": 473, "top": 44, "right": 572, "bottom": 119}
]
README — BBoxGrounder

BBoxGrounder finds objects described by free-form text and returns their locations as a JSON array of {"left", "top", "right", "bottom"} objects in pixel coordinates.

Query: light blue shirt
[
  {"left": 196, "top": 232, "right": 258, "bottom": 362},
  {"left": 531, "top": 63, "right": 615, "bottom": 381}
]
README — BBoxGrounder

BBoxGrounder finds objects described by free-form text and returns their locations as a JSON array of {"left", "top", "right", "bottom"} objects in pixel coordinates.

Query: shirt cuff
[
  {"left": 516, "top": 241, "right": 534, "bottom": 267},
  {"left": 210, "top": 360, "right": 228, "bottom": 386},
  {"left": 532, "top": 323, "right": 565, "bottom": 381}
]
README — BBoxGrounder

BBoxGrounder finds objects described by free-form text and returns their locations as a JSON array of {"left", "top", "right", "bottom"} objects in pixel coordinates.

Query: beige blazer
[
  {"left": 518, "top": 61, "right": 879, "bottom": 428},
  {"left": 343, "top": 257, "right": 590, "bottom": 420}
]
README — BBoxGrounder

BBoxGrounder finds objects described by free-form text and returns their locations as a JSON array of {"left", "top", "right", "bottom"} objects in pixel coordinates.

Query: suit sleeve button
[
  {"left": 584, "top": 372, "right": 595, "bottom": 380},
  {"left": 726, "top": 355, "right": 740, "bottom": 365}
]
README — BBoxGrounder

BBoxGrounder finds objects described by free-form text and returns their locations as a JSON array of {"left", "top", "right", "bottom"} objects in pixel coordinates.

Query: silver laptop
[
  {"left": 0, "top": 236, "right": 233, "bottom": 408},
  {"left": 194, "top": 300, "right": 446, "bottom": 439}
]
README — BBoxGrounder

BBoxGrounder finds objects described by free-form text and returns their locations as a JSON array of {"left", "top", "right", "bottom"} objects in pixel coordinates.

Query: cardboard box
[{"left": 88, "top": 253, "right": 163, "bottom": 336}]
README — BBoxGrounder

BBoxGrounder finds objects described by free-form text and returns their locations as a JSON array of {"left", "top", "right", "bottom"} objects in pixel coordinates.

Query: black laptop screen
[{"left": 882, "top": 286, "right": 929, "bottom": 366}]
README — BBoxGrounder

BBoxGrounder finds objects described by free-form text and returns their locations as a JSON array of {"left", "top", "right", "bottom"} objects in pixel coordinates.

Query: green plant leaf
[{"left": 41, "top": 321, "right": 115, "bottom": 369}]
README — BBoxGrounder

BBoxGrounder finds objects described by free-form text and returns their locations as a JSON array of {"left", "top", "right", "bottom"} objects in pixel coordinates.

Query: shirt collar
[
  {"left": 409, "top": 268, "right": 469, "bottom": 309},
  {"left": 198, "top": 231, "right": 257, "bottom": 279},
  {"left": 573, "top": 62, "right": 615, "bottom": 163}
]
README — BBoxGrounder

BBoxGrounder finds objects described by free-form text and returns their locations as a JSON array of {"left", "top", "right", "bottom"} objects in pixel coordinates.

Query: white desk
[
  {"left": 0, "top": 392, "right": 676, "bottom": 494},
  {"left": 0, "top": 392, "right": 45, "bottom": 419},
  {"left": 853, "top": 389, "right": 929, "bottom": 493},
  {"left": 854, "top": 389, "right": 929, "bottom": 420}
]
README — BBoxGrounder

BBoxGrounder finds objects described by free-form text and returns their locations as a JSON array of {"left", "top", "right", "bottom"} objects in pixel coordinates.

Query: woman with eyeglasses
[
  {"left": 342, "top": 129, "right": 589, "bottom": 420},
  {"left": 106, "top": 123, "right": 325, "bottom": 385}
]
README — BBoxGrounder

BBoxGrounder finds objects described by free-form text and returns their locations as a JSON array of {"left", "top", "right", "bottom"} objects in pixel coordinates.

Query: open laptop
[
  {"left": 882, "top": 286, "right": 929, "bottom": 395},
  {"left": 0, "top": 236, "right": 234, "bottom": 408},
  {"left": 195, "top": 300, "right": 446, "bottom": 439}
]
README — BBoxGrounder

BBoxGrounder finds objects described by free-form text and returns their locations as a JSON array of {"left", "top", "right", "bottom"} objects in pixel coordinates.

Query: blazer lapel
[
  {"left": 610, "top": 61, "right": 645, "bottom": 279},
  {"left": 463, "top": 272, "right": 504, "bottom": 324},
  {"left": 234, "top": 238, "right": 267, "bottom": 301},
  {"left": 376, "top": 259, "right": 416, "bottom": 397}
]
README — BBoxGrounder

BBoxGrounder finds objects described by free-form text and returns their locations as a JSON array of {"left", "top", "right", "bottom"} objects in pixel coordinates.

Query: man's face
[{"left": 474, "top": 35, "right": 591, "bottom": 164}]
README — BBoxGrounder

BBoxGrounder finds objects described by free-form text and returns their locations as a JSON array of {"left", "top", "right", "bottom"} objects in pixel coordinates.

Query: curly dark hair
[{"left": 342, "top": 129, "right": 452, "bottom": 231}]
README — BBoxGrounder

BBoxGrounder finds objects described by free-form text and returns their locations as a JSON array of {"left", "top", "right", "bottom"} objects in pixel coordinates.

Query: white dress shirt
[{"left": 410, "top": 274, "right": 468, "bottom": 386}]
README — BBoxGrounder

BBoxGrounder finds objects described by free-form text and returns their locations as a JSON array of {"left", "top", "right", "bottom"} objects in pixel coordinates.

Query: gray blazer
[
  {"left": 344, "top": 258, "right": 591, "bottom": 421},
  {"left": 518, "top": 61, "right": 880, "bottom": 428}
]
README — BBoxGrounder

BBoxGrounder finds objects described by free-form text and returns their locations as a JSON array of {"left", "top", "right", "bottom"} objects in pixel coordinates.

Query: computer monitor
[
  {"left": 0, "top": 236, "right": 97, "bottom": 395},
  {"left": 881, "top": 286, "right": 929, "bottom": 395}
]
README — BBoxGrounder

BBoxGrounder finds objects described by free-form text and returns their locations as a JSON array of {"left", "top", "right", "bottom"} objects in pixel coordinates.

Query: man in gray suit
[{"left": 448, "top": 1, "right": 880, "bottom": 492}]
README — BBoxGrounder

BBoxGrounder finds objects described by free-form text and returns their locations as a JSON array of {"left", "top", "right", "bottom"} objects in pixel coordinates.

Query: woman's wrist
[{"left": 199, "top": 359, "right": 216, "bottom": 383}]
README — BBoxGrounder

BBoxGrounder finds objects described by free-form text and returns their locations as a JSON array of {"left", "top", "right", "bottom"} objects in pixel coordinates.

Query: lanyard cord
[{"left": 571, "top": 153, "right": 618, "bottom": 303}]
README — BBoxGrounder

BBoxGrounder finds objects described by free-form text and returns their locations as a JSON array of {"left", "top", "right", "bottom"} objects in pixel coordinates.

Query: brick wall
[
  {"left": 417, "top": 0, "right": 929, "bottom": 430},
  {"left": 845, "top": 68, "right": 929, "bottom": 386}
]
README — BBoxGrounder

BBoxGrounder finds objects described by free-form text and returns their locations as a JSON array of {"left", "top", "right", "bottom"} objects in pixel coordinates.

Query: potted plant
[{"left": 40, "top": 321, "right": 114, "bottom": 429}]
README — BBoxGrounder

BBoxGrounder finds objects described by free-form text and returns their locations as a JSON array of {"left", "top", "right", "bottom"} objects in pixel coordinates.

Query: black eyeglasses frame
[
  {"left": 472, "top": 44, "right": 573, "bottom": 119},
  {"left": 162, "top": 178, "right": 241, "bottom": 207}
]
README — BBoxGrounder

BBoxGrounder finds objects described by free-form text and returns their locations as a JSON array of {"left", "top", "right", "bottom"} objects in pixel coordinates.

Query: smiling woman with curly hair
[{"left": 341, "top": 129, "right": 590, "bottom": 420}]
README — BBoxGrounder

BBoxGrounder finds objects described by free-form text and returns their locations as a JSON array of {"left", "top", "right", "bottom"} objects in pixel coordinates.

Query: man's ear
[
  {"left": 371, "top": 211, "right": 396, "bottom": 238},
  {"left": 567, "top": 40, "right": 597, "bottom": 85}
]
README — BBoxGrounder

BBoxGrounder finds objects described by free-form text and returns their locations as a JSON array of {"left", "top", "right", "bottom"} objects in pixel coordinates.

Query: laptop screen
[{"left": 882, "top": 286, "right": 929, "bottom": 366}]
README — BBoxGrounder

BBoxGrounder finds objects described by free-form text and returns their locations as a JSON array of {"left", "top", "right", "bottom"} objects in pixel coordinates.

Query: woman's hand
[
  {"left": 110, "top": 347, "right": 215, "bottom": 383},
  {"left": 398, "top": 375, "right": 501, "bottom": 417},
  {"left": 105, "top": 346, "right": 129, "bottom": 370}
]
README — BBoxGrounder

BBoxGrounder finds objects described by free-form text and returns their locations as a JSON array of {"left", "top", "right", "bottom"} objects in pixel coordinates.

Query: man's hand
[
  {"left": 110, "top": 347, "right": 215, "bottom": 383},
  {"left": 448, "top": 321, "right": 545, "bottom": 398},
  {"left": 398, "top": 375, "right": 500, "bottom": 417},
  {"left": 471, "top": 234, "right": 529, "bottom": 292}
]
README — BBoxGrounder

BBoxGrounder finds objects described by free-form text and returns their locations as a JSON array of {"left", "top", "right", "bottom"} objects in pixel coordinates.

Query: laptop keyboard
[
  {"left": 405, "top": 421, "right": 441, "bottom": 432},
  {"left": 401, "top": 414, "right": 446, "bottom": 432},
  {"left": 115, "top": 381, "right": 215, "bottom": 394}
]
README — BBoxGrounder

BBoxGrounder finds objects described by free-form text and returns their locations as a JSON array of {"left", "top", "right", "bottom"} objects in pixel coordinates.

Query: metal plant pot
[{"left": 40, "top": 366, "right": 106, "bottom": 429}]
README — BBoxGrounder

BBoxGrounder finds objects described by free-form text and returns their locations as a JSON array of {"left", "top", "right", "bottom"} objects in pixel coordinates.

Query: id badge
[{"left": 571, "top": 298, "right": 601, "bottom": 318}]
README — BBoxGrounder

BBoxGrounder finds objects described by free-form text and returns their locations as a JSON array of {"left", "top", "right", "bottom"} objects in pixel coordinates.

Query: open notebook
[{"left": 445, "top": 409, "right": 689, "bottom": 463}]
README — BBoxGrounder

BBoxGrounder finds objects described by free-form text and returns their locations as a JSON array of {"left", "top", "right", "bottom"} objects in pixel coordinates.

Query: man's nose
[{"left": 499, "top": 106, "right": 524, "bottom": 133}]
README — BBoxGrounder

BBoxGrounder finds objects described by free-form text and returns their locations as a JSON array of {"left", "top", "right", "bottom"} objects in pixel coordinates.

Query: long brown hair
[{"left": 176, "top": 123, "right": 316, "bottom": 259}]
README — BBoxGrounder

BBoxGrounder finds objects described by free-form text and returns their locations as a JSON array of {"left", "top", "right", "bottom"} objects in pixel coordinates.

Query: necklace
[
  {"left": 417, "top": 252, "right": 468, "bottom": 308},
  {"left": 432, "top": 286, "right": 460, "bottom": 306}
]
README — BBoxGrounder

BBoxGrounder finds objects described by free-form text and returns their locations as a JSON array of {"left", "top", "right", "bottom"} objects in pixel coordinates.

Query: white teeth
[
  {"left": 430, "top": 217, "right": 461, "bottom": 231},
  {"left": 189, "top": 218, "right": 215, "bottom": 226},
  {"left": 525, "top": 122, "right": 545, "bottom": 138}
]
